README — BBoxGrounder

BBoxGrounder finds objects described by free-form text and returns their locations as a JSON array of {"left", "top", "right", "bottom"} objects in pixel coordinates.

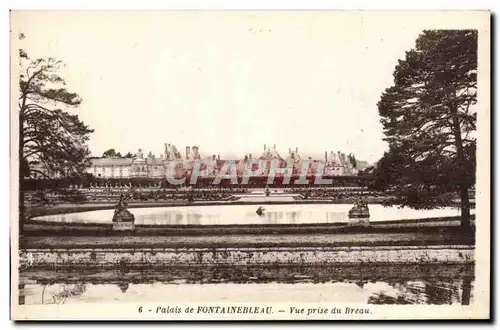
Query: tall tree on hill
[
  {"left": 17, "top": 34, "right": 94, "bottom": 228},
  {"left": 377, "top": 30, "right": 477, "bottom": 228}
]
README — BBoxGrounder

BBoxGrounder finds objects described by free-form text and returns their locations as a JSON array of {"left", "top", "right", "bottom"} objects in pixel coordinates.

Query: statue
[
  {"left": 112, "top": 194, "right": 135, "bottom": 231},
  {"left": 348, "top": 197, "right": 370, "bottom": 220},
  {"left": 303, "top": 191, "right": 310, "bottom": 200},
  {"left": 187, "top": 190, "right": 195, "bottom": 202}
]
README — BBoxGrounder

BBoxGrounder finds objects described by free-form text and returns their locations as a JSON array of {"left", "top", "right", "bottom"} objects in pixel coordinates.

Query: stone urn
[{"left": 112, "top": 195, "right": 135, "bottom": 231}]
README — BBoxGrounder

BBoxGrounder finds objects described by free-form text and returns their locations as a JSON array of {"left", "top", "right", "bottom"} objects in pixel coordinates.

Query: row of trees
[{"left": 101, "top": 149, "right": 134, "bottom": 158}]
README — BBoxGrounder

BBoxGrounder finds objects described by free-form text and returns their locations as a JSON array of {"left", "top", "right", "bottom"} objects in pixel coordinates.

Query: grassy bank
[{"left": 20, "top": 226, "right": 475, "bottom": 249}]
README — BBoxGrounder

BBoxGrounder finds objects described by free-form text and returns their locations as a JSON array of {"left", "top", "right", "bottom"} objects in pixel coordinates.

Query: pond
[
  {"left": 19, "top": 264, "right": 474, "bottom": 305},
  {"left": 31, "top": 204, "right": 469, "bottom": 226}
]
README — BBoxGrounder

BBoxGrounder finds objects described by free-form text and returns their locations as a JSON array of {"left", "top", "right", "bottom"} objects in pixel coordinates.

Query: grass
[
  {"left": 20, "top": 226, "right": 475, "bottom": 249},
  {"left": 22, "top": 215, "right": 474, "bottom": 237}
]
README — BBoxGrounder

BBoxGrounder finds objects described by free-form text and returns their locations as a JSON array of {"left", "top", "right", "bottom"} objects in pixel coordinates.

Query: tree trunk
[
  {"left": 459, "top": 184, "right": 471, "bottom": 228},
  {"left": 19, "top": 135, "right": 24, "bottom": 237},
  {"left": 19, "top": 104, "right": 25, "bottom": 237},
  {"left": 450, "top": 104, "right": 471, "bottom": 229}
]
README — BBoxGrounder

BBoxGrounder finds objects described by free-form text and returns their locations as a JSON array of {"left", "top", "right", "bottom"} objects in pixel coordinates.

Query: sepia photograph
[{"left": 10, "top": 10, "right": 490, "bottom": 320}]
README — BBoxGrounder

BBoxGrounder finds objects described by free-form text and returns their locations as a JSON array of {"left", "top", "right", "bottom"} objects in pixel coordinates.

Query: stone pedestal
[
  {"left": 113, "top": 221, "right": 135, "bottom": 231},
  {"left": 348, "top": 217, "right": 370, "bottom": 226},
  {"left": 348, "top": 201, "right": 370, "bottom": 226},
  {"left": 112, "top": 208, "right": 135, "bottom": 232}
]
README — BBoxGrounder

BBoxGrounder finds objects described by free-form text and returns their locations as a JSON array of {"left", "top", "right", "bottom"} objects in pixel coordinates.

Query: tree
[
  {"left": 377, "top": 30, "right": 476, "bottom": 228},
  {"left": 102, "top": 149, "right": 121, "bottom": 158},
  {"left": 18, "top": 35, "right": 93, "bottom": 226},
  {"left": 124, "top": 152, "right": 134, "bottom": 158}
]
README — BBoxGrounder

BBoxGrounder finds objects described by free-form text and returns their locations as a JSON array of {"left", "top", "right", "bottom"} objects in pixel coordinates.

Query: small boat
[{"left": 256, "top": 206, "right": 265, "bottom": 216}]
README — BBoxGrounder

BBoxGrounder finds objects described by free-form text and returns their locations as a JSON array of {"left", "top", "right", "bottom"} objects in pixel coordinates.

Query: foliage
[
  {"left": 19, "top": 39, "right": 94, "bottom": 180},
  {"left": 18, "top": 35, "right": 93, "bottom": 227},
  {"left": 102, "top": 149, "right": 122, "bottom": 158},
  {"left": 376, "top": 30, "right": 477, "bottom": 226}
]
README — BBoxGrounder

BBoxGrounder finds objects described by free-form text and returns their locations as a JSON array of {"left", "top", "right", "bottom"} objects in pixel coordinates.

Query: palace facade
[{"left": 85, "top": 143, "right": 366, "bottom": 179}]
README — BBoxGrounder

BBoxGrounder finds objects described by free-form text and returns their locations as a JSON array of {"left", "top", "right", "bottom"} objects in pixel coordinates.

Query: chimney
[
  {"left": 295, "top": 147, "right": 298, "bottom": 154},
  {"left": 289, "top": 148, "right": 292, "bottom": 154},
  {"left": 186, "top": 146, "right": 191, "bottom": 159},
  {"left": 192, "top": 146, "right": 199, "bottom": 159},
  {"left": 249, "top": 153, "right": 252, "bottom": 159},
  {"left": 273, "top": 144, "right": 276, "bottom": 149},
  {"left": 325, "top": 151, "right": 327, "bottom": 162},
  {"left": 217, "top": 154, "right": 220, "bottom": 161},
  {"left": 212, "top": 154, "right": 216, "bottom": 161},
  {"left": 264, "top": 144, "right": 266, "bottom": 151}
]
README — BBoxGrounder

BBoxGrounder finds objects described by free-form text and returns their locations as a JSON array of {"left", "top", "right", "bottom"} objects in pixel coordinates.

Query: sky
[{"left": 11, "top": 11, "right": 473, "bottom": 163}]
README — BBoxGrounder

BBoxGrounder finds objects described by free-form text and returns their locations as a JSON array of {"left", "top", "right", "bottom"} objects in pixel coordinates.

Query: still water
[
  {"left": 20, "top": 264, "right": 473, "bottom": 305},
  {"left": 31, "top": 204, "right": 469, "bottom": 226}
]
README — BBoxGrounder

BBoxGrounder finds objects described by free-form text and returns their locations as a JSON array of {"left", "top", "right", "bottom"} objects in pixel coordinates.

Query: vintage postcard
[{"left": 10, "top": 10, "right": 490, "bottom": 320}]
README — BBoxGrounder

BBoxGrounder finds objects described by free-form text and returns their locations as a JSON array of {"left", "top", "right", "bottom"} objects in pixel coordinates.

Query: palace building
[{"left": 85, "top": 143, "right": 365, "bottom": 179}]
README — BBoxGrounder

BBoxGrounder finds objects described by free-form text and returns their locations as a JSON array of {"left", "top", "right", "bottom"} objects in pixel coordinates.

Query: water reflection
[
  {"left": 38, "top": 283, "right": 87, "bottom": 305},
  {"left": 117, "top": 283, "right": 129, "bottom": 293},
  {"left": 20, "top": 264, "right": 474, "bottom": 306},
  {"left": 367, "top": 280, "right": 471, "bottom": 305}
]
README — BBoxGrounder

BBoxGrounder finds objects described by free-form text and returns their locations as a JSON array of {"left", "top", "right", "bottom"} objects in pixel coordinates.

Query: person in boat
[{"left": 256, "top": 206, "right": 265, "bottom": 216}]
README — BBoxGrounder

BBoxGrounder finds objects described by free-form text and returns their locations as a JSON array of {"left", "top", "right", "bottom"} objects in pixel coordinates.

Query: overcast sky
[{"left": 11, "top": 11, "right": 486, "bottom": 163}]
